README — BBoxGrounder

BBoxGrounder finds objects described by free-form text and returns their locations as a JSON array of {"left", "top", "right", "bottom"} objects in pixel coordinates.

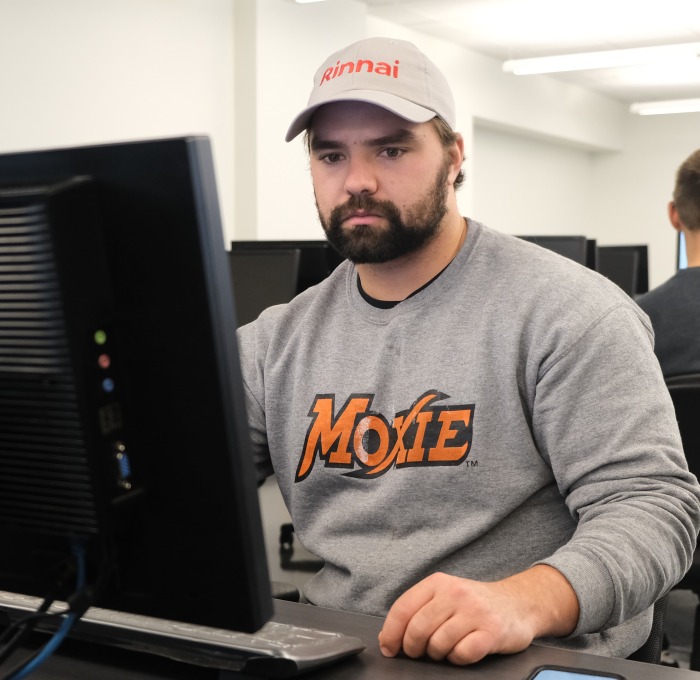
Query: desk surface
[{"left": 14, "top": 599, "right": 700, "bottom": 679}]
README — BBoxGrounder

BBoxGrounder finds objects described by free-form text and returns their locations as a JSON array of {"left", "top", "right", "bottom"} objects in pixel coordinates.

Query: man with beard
[{"left": 236, "top": 37, "right": 700, "bottom": 667}]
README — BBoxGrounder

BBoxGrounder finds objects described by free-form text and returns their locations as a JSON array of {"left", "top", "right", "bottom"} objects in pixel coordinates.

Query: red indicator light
[{"left": 98, "top": 354, "right": 111, "bottom": 369}]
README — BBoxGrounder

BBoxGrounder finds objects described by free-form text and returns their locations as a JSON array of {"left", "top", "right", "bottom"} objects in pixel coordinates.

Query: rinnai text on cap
[{"left": 321, "top": 59, "right": 400, "bottom": 85}]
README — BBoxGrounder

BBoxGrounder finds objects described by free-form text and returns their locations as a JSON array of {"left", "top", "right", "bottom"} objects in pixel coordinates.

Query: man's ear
[
  {"left": 668, "top": 201, "right": 684, "bottom": 232},
  {"left": 448, "top": 133, "right": 465, "bottom": 185}
]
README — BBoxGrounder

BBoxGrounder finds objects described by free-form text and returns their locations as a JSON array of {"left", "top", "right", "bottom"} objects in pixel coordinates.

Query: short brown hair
[{"left": 673, "top": 149, "right": 700, "bottom": 231}]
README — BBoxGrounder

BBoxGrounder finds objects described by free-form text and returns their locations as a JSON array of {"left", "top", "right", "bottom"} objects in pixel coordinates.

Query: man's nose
[{"left": 344, "top": 157, "right": 378, "bottom": 196}]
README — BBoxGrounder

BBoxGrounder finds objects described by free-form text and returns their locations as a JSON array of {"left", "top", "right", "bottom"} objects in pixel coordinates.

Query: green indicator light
[{"left": 94, "top": 330, "right": 108, "bottom": 346}]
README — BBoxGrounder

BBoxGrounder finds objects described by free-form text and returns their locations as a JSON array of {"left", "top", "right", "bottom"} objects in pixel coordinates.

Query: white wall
[
  {"left": 471, "top": 126, "right": 595, "bottom": 237},
  {"left": 0, "top": 0, "right": 235, "bottom": 237}
]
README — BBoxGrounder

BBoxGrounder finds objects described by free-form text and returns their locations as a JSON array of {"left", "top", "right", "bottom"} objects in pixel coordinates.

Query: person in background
[
  {"left": 237, "top": 37, "right": 700, "bottom": 666},
  {"left": 637, "top": 149, "right": 700, "bottom": 377}
]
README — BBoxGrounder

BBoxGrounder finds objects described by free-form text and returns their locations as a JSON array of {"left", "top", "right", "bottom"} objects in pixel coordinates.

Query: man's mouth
[{"left": 343, "top": 209, "right": 384, "bottom": 225}]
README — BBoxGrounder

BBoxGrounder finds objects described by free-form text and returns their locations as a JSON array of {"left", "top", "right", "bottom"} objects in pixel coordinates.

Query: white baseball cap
[{"left": 285, "top": 37, "right": 456, "bottom": 142}]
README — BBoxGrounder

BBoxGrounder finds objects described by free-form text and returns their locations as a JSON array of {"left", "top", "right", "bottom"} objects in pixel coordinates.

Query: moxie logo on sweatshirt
[
  {"left": 320, "top": 59, "right": 400, "bottom": 85},
  {"left": 296, "top": 390, "right": 474, "bottom": 481}
]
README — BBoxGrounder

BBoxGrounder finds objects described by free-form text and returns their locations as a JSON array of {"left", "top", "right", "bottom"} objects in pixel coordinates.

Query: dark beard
[{"left": 318, "top": 161, "right": 450, "bottom": 264}]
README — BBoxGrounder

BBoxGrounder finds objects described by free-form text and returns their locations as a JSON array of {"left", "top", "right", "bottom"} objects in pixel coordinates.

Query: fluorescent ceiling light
[
  {"left": 630, "top": 98, "right": 700, "bottom": 115},
  {"left": 503, "top": 42, "right": 700, "bottom": 75},
  {"left": 295, "top": 0, "right": 326, "bottom": 3}
]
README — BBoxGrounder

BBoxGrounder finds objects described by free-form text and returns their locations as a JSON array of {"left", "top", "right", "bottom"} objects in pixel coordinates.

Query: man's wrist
[{"left": 503, "top": 564, "right": 580, "bottom": 639}]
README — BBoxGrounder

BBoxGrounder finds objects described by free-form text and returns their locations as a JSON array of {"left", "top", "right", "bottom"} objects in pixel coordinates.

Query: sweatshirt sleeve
[
  {"left": 533, "top": 303, "right": 700, "bottom": 635},
  {"left": 237, "top": 320, "right": 274, "bottom": 484}
]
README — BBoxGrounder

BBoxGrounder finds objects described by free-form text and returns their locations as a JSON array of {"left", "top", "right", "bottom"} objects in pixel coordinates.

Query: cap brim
[{"left": 285, "top": 90, "right": 437, "bottom": 142}]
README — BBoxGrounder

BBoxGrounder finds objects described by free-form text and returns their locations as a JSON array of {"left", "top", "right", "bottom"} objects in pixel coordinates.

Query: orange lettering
[
  {"left": 296, "top": 395, "right": 371, "bottom": 481},
  {"left": 366, "top": 392, "right": 440, "bottom": 476},
  {"left": 400, "top": 410, "right": 433, "bottom": 464},
  {"left": 353, "top": 415, "right": 390, "bottom": 469},
  {"left": 356, "top": 59, "right": 374, "bottom": 74},
  {"left": 428, "top": 409, "right": 472, "bottom": 463},
  {"left": 338, "top": 61, "right": 355, "bottom": 77},
  {"left": 318, "top": 58, "right": 399, "bottom": 85},
  {"left": 374, "top": 61, "right": 391, "bottom": 76},
  {"left": 297, "top": 391, "right": 474, "bottom": 481}
]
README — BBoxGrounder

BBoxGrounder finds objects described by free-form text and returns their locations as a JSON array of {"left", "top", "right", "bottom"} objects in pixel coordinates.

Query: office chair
[
  {"left": 665, "top": 373, "right": 700, "bottom": 669},
  {"left": 627, "top": 594, "right": 669, "bottom": 664},
  {"left": 279, "top": 523, "right": 325, "bottom": 573}
]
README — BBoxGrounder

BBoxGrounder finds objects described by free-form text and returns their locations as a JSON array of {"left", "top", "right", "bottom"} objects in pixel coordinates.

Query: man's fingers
[
  {"left": 396, "top": 608, "right": 493, "bottom": 664},
  {"left": 378, "top": 578, "right": 441, "bottom": 656},
  {"left": 423, "top": 616, "right": 472, "bottom": 661},
  {"left": 446, "top": 629, "right": 494, "bottom": 666},
  {"left": 400, "top": 600, "right": 454, "bottom": 658}
]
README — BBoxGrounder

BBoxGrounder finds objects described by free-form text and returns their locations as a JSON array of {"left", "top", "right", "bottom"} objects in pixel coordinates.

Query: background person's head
[{"left": 671, "top": 149, "right": 700, "bottom": 232}]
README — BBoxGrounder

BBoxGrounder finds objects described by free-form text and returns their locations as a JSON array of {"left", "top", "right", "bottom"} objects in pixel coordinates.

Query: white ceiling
[{"left": 361, "top": 0, "right": 700, "bottom": 103}]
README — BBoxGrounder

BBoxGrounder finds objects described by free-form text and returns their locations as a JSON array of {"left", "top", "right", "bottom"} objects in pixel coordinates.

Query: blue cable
[
  {"left": 5, "top": 539, "right": 87, "bottom": 680},
  {"left": 6, "top": 613, "right": 78, "bottom": 680}
]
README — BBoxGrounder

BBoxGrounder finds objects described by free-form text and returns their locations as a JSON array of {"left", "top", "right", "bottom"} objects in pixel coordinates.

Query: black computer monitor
[
  {"left": 230, "top": 240, "right": 344, "bottom": 299},
  {"left": 597, "top": 245, "right": 649, "bottom": 297},
  {"left": 586, "top": 239, "right": 599, "bottom": 271},
  {"left": 0, "top": 138, "right": 272, "bottom": 641},
  {"left": 228, "top": 247, "right": 301, "bottom": 327},
  {"left": 517, "top": 235, "right": 589, "bottom": 267}
]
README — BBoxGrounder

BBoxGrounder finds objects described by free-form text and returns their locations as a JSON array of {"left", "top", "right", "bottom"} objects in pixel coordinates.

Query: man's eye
[
  {"left": 381, "top": 148, "right": 404, "bottom": 159},
  {"left": 321, "top": 153, "right": 343, "bottom": 164}
]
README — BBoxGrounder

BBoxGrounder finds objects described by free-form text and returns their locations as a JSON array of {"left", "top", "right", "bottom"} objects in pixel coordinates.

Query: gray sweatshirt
[{"left": 237, "top": 219, "right": 700, "bottom": 658}]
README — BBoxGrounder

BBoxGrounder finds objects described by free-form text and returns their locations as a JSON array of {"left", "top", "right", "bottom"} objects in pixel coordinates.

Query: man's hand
[{"left": 377, "top": 565, "right": 579, "bottom": 665}]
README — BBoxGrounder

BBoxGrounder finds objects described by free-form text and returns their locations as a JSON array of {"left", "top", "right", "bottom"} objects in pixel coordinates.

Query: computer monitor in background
[
  {"left": 229, "top": 240, "right": 344, "bottom": 324},
  {"left": 228, "top": 247, "right": 301, "bottom": 327},
  {"left": 517, "top": 235, "right": 589, "bottom": 267},
  {"left": 597, "top": 245, "right": 649, "bottom": 298},
  {"left": 678, "top": 231, "right": 688, "bottom": 270},
  {"left": 586, "top": 239, "right": 599, "bottom": 271},
  {"left": 0, "top": 138, "right": 272, "bottom": 642}
]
